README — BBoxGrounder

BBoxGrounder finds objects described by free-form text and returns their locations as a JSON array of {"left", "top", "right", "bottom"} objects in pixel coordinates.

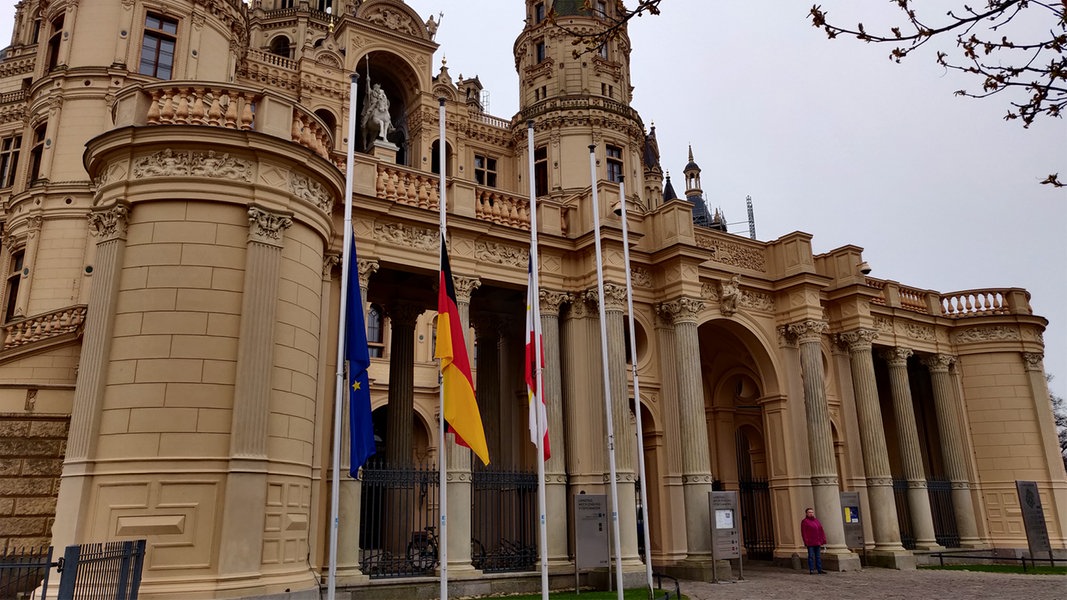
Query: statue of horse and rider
[{"left": 361, "top": 83, "right": 394, "bottom": 150}]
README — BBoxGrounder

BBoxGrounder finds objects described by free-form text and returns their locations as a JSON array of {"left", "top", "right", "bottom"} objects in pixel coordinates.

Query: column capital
[
  {"left": 881, "top": 346, "right": 913, "bottom": 367},
  {"left": 602, "top": 282, "right": 628, "bottom": 312},
  {"left": 88, "top": 202, "right": 130, "bottom": 242},
  {"left": 247, "top": 206, "right": 292, "bottom": 247},
  {"left": 452, "top": 276, "right": 481, "bottom": 303},
  {"left": 837, "top": 328, "right": 878, "bottom": 352},
  {"left": 385, "top": 302, "right": 423, "bottom": 327},
  {"left": 357, "top": 258, "right": 379, "bottom": 288},
  {"left": 322, "top": 252, "right": 340, "bottom": 279},
  {"left": 656, "top": 296, "right": 705, "bottom": 325},
  {"left": 568, "top": 291, "right": 597, "bottom": 319},
  {"left": 785, "top": 319, "right": 829, "bottom": 344},
  {"left": 539, "top": 289, "right": 570, "bottom": 314},
  {"left": 1022, "top": 352, "right": 1044, "bottom": 372},
  {"left": 922, "top": 353, "right": 956, "bottom": 372}
]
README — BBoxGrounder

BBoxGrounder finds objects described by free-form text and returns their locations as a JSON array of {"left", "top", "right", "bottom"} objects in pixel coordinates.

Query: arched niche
[{"left": 353, "top": 50, "right": 421, "bottom": 165}]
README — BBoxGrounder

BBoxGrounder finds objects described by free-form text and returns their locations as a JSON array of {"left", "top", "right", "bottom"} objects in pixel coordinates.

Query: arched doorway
[{"left": 736, "top": 425, "right": 774, "bottom": 560}]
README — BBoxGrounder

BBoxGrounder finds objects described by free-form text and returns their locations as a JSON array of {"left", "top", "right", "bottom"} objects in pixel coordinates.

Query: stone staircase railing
[{"left": 2, "top": 305, "right": 88, "bottom": 351}]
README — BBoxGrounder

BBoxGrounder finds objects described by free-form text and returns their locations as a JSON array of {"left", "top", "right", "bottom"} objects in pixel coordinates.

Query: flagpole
[
  {"left": 616, "top": 176, "right": 654, "bottom": 597},
  {"left": 589, "top": 144, "right": 625, "bottom": 600},
  {"left": 527, "top": 121, "right": 549, "bottom": 600},
  {"left": 327, "top": 72, "right": 360, "bottom": 600},
  {"left": 437, "top": 97, "right": 449, "bottom": 600}
]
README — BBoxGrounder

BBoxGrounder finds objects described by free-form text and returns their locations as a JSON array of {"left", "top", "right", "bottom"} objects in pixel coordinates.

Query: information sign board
[
  {"left": 1016, "top": 481, "right": 1052, "bottom": 557},
  {"left": 573, "top": 494, "right": 610, "bottom": 569},
  {"left": 840, "top": 491, "right": 863, "bottom": 550},
  {"left": 709, "top": 491, "right": 740, "bottom": 560}
]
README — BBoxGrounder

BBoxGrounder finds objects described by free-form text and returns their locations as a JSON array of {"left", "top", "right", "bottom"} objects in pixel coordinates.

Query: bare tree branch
[
  {"left": 547, "top": 0, "right": 663, "bottom": 58},
  {"left": 809, "top": 1, "right": 1067, "bottom": 128}
]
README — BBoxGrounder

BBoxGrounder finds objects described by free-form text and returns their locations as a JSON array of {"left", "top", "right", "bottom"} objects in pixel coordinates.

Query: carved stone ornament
[
  {"left": 866, "top": 477, "right": 894, "bottom": 488},
  {"left": 1022, "top": 352, "right": 1044, "bottom": 372},
  {"left": 656, "top": 297, "right": 705, "bottom": 325},
  {"left": 810, "top": 476, "right": 839, "bottom": 486},
  {"left": 694, "top": 234, "right": 768, "bottom": 272},
  {"left": 289, "top": 173, "right": 333, "bottom": 213},
  {"left": 875, "top": 317, "right": 894, "bottom": 333},
  {"left": 566, "top": 292, "right": 594, "bottom": 320},
  {"left": 87, "top": 203, "right": 130, "bottom": 241},
  {"left": 602, "top": 283, "right": 628, "bottom": 311},
  {"left": 921, "top": 354, "right": 956, "bottom": 372},
  {"left": 474, "top": 240, "right": 527, "bottom": 268},
  {"left": 322, "top": 253, "right": 341, "bottom": 278},
  {"left": 880, "top": 347, "right": 913, "bottom": 367},
  {"left": 247, "top": 207, "right": 292, "bottom": 246},
  {"left": 786, "top": 320, "right": 829, "bottom": 344},
  {"left": 903, "top": 322, "right": 935, "bottom": 341},
  {"left": 452, "top": 276, "right": 481, "bottom": 303},
  {"left": 373, "top": 222, "right": 436, "bottom": 251},
  {"left": 361, "top": 5, "right": 422, "bottom": 38},
  {"left": 837, "top": 328, "right": 878, "bottom": 352},
  {"left": 953, "top": 325, "right": 1021, "bottom": 344},
  {"left": 631, "top": 266, "right": 652, "bottom": 288},
  {"left": 357, "top": 259, "right": 380, "bottom": 288},
  {"left": 132, "top": 149, "right": 253, "bottom": 182},
  {"left": 539, "top": 290, "right": 570, "bottom": 314},
  {"left": 718, "top": 274, "right": 741, "bottom": 317}
]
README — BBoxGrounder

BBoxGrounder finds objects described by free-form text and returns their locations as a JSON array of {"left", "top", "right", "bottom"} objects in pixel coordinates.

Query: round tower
[{"left": 514, "top": 0, "right": 646, "bottom": 234}]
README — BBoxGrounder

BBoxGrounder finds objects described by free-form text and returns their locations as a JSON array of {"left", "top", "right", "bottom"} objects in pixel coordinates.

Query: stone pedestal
[{"left": 371, "top": 139, "right": 398, "bottom": 163}]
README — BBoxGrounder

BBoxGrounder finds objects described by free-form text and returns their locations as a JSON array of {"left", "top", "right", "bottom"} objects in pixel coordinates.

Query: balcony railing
[
  {"left": 865, "top": 278, "right": 1031, "bottom": 319},
  {"left": 2, "top": 305, "right": 87, "bottom": 350},
  {"left": 114, "top": 81, "right": 334, "bottom": 160},
  {"left": 475, "top": 188, "right": 530, "bottom": 231},
  {"left": 376, "top": 163, "right": 440, "bottom": 210},
  {"left": 940, "top": 289, "right": 1015, "bottom": 318}
]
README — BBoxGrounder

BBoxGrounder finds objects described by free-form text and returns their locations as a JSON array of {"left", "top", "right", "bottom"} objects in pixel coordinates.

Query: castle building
[{"left": 0, "top": 1, "right": 1063, "bottom": 598}]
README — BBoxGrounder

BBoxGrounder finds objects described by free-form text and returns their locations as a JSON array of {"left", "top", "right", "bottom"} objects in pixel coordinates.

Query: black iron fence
[
  {"left": 471, "top": 467, "right": 538, "bottom": 573},
  {"left": 927, "top": 477, "right": 960, "bottom": 548},
  {"left": 892, "top": 479, "right": 917, "bottom": 550},
  {"left": 1, "top": 541, "right": 144, "bottom": 600},
  {"left": 738, "top": 477, "right": 775, "bottom": 561},
  {"left": 0, "top": 545, "right": 51, "bottom": 600},
  {"left": 56, "top": 540, "right": 145, "bottom": 600},
  {"left": 359, "top": 461, "right": 440, "bottom": 578}
]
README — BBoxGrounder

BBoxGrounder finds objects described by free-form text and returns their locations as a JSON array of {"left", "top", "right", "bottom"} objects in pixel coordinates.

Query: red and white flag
[{"left": 525, "top": 259, "right": 550, "bottom": 461}]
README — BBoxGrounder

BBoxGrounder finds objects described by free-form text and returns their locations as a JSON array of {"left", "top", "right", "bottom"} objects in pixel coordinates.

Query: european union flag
[{"left": 346, "top": 236, "right": 375, "bottom": 476}]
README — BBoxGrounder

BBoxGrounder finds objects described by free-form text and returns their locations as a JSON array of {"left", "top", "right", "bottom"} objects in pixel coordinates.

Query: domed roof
[{"left": 684, "top": 144, "right": 700, "bottom": 173}]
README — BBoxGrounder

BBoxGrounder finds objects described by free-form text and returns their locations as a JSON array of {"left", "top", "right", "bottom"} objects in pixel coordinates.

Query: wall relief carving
[
  {"left": 133, "top": 149, "right": 252, "bottom": 182},
  {"left": 474, "top": 241, "right": 527, "bottom": 267},
  {"left": 953, "top": 326, "right": 1021, "bottom": 344},
  {"left": 289, "top": 174, "right": 333, "bottom": 213},
  {"left": 373, "top": 222, "right": 436, "bottom": 251}
]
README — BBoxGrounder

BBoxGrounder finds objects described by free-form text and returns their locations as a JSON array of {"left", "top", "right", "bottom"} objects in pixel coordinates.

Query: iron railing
[
  {"left": 892, "top": 479, "right": 917, "bottom": 550},
  {"left": 0, "top": 545, "right": 51, "bottom": 600},
  {"left": 56, "top": 540, "right": 145, "bottom": 600},
  {"left": 927, "top": 478, "right": 960, "bottom": 548},
  {"left": 359, "top": 461, "right": 440, "bottom": 578},
  {"left": 471, "top": 467, "right": 538, "bottom": 573},
  {"left": 738, "top": 477, "right": 775, "bottom": 560}
]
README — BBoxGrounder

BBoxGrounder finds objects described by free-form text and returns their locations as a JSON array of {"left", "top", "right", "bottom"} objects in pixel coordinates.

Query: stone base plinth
[
  {"left": 370, "top": 139, "right": 398, "bottom": 162},
  {"left": 660, "top": 558, "right": 732, "bottom": 582},
  {"left": 864, "top": 549, "right": 917, "bottom": 570}
]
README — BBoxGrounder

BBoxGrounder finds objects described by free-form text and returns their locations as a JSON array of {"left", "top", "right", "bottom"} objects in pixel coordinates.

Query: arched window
[
  {"left": 314, "top": 108, "right": 337, "bottom": 145},
  {"left": 4, "top": 249, "right": 24, "bottom": 322},
  {"left": 430, "top": 140, "right": 453, "bottom": 177},
  {"left": 367, "top": 304, "right": 384, "bottom": 358},
  {"left": 269, "top": 35, "right": 292, "bottom": 59},
  {"left": 46, "top": 15, "right": 63, "bottom": 71}
]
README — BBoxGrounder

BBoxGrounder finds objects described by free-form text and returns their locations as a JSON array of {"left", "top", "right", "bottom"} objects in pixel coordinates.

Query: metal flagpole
[
  {"left": 616, "top": 177, "right": 654, "bottom": 597},
  {"left": 527, "top": 121, "right": 549, "bottom": 600},
  {"left": 437, "top": 97, "right": 449, "bottom": 600},
  {"left": 589, "top": 144, "right": 625, "bottom": 600},
  {"left": 327, "top": 72, "right": 360, "bottom": 600}
]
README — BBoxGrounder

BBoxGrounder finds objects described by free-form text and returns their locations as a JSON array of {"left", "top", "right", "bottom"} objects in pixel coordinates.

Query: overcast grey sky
[{"left": 3, "top": 1, "right": 1063, "bottom": 396}]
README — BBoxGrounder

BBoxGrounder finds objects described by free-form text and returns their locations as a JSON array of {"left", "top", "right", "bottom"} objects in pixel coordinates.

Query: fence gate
[
  {"left": 471, "top": 467, "right": 538, "bottom": 573},
  {"left": 0, "top": 545, "right": 52, "bottom": 600},
  {"left": 57, "top": 540, "right": 145, "bottom": 600},
  {"left": 927, "top": 477, "right": 960, "bottom": 548},
  {"left": 358, "top": 461, "right": 440, "bottom": 578}
]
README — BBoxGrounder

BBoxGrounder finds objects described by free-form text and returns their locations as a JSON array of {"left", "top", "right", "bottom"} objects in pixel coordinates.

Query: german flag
[{"left": 435, "top": 240, "right": 490, "bottom": 465}]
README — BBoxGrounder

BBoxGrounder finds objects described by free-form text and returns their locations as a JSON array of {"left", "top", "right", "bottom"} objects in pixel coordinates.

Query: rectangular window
[
  {"left": 317, "top": 0, "right": 333, "bottom": 13},
  {"left": 139, "top": 13, "right": 178, "bottom": 79},
  {"left": 46, "top": 15, "right": 63, "bottom": 71},
  {"left": 606, "top": 145, "right": 623, "bottom": 183},
  {"left": 535, "top": 40, "right": 546, "bottom": 63},
  {"left": 535, "top": 3, "right": 546, "bottom": 23},
  {"left": 28, "top": 123, "right": 45, "bottom": 184},
  {"left": 597, "top": 1, "right": 609, "bottom": 18},
  {"left": 280, "top": 0, "right": 295, "bottom": 8},
  {"left": 598, "top": 43, "right": 608, "bottom": 59},
  {"left": 4, "top": 249, "right": 24, "bottom": 322},
  {"left": 474, "top": 155, "right": 497, "bottom": 187},
  {"left": 0, "top": 135, "right": 21, "bottom": 188},
  {"left": 534, "top": 146, "right": 548, "bottom": 197}
]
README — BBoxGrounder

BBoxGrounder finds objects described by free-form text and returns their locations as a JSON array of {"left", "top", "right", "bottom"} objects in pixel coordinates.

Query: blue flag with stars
[{"left": 346, "top": 236, "right": 375, "bottom": 476}]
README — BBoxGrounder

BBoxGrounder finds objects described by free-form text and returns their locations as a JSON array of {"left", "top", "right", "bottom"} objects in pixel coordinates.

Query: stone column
[
  {"left": 603, "top": 283, "right": 640, "bottom": 565},
  {"left": 540, "top": 289, "right": 571, "bottom": 567},
  {"left": 787, "top": 319, "right": 858, "bottom": 569},
  {"left": 446, "top": 275, "right": 479, "bottom": 572},
  {"left": 657, "top": 297, "right": 714, "bottom": 565},
  {"left": 838, "top": 329, "right": 911, "bottom": 567},
  {"left": 52, "top": 203, "right": 130, "bottom": 545},
  {"left": 218, "top": 206, "right": 292, "bottom": 577},
  {"left": 337, "top": 257, "right": 377, "bottom": 579},
  {"left": 384, "top": 302, "right": 421, "bottom": 467},
  {"left": 653, "top": 309, "right": 688, "bottom": 562},
  {"left": 562, "top": 293, "right": 606, "bottom": 490},
  {"left": 922, "top": 354, "right": 981, "bottom": 547},
  {"left": 882, "top": 347, "right": 941, "bottom": 550},
  {"left": 1022, "top": 353, "right": 1067, "bottom": 485}
]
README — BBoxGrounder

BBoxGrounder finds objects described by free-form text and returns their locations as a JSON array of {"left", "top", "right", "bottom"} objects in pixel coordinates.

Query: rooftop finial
[{"left": 688, "top": 144, "right": 694, "bottom": 162}]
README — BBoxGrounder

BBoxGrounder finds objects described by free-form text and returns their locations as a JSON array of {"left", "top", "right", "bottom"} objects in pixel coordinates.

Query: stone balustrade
[
  {"left": 114, "top": 81, "right": 334, "bottom": 160},
  {"left": 2, "top": 305, "right": 88, "bottom": 350},
  {"left": 865, "top": 277, "right": 1031, "bottom": 319},
  {"left": 246, "top": 48, "right": 298, "bottom": 71},
  {"left": 475, "top": 188, "right": 530, "bottom": 230},
  {"left": 376, "top": 164, "right": 440, "bottom": 210}
]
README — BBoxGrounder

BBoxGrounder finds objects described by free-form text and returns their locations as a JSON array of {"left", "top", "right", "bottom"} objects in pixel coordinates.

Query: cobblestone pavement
[{"left": 676, "top": 565, "right": 1066, "bottom": 600}]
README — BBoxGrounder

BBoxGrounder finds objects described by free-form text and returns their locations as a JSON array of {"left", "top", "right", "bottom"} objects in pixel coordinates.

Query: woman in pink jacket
[{"left": 800, "top": 507, "right": 827, "bottom": 574}]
